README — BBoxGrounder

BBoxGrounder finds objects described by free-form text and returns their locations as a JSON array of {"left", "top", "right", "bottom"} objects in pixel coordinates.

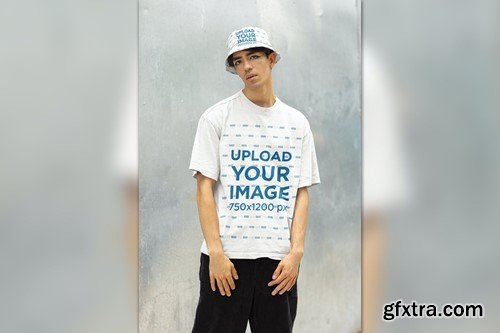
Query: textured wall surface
[{"left": 139, "top": 1, "right": 361, "bottom": 332}]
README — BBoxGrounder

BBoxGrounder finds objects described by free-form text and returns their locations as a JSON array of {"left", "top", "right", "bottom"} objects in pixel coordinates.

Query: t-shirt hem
[
  {"left": 189, "top": 163, "right": 219, "bottom": 181},
  {"left": 200, "top": 248, "right": 287, "bottom": 260},
  {"left": 298, "top": 178, "right": 321, "bottom": 188}
]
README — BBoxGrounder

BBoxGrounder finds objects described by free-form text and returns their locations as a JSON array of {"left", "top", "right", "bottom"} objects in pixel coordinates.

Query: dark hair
[{"left": 227, "top": 47, "right": 274, "bottom": 68}]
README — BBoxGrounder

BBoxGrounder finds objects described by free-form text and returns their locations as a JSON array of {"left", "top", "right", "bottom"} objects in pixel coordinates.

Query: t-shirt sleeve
[
  {"left": 298, "top": 126, "right": 321, "bottom": 188},
  {"left": 189, "top": 115, "right": 220, "bottom": 181}
]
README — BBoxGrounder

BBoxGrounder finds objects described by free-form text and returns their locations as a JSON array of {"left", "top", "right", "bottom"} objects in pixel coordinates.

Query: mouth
[{"left": 246, "top": 74, "right": 258, "bottom": 80}]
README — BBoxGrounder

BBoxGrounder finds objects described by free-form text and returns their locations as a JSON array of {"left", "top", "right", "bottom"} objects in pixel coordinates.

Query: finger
[
  {"left": 216, "top": 278, "right": 225, "bottom": 296},
  {"left": 272, "top": 269, "right": 289, "bottom": 285},
  {"left": 272, "top": 278, "right": 290, "bottom": 296},
  {"left": 210, "top": 276, "right": 216, "bottom": 292},
  {"left": 272, "top": 279, "right": 290, "bottom": 296},
  {"left": 282, "top": 278, "right": 295, "bottom": 294},
  {"left": 231, "top": 265, "right": 238, "bottom": 280},
  {"left": 227, "top": 276, "right": 236, "bottom": 290},
  {"left": 287, "top": 276, "right": 297, "bottom": 291},
  {"left": 272, "top": 263, "right": 283, "bottom": 280},
  {"left": 222, "top": 279, "right": 231, "bottom": 296},
  {"left": 268, "top": 269, "right": 288, "bottom": 286}
]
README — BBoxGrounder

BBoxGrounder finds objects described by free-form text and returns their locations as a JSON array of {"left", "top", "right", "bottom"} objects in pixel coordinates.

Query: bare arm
[
  {"left": 268, "top": 187, "right": 309, "bottom": 295},
  {"left": 289, "top": 186, "right": 309, "bottom": 256},
  {"left": 196, "top": 173, "right": 223, "bottom": 254},
  {"left": 196, "top": 172, "right": 238, "bottom": 296}
]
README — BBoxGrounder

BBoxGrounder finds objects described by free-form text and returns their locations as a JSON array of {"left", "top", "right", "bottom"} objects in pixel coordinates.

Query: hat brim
[{"left": 225, "top": 43, "right": 281, "bottom": 74}]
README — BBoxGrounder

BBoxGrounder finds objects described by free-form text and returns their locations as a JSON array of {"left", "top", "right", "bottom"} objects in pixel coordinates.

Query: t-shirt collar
[{"left": 238, "top": 90, "right": 280, "bottom": 114}]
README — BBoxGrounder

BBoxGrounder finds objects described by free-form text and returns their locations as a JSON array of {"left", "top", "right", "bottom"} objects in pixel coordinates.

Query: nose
[{"left": 243, "top": 59, "right": 253, "bottom": 71}]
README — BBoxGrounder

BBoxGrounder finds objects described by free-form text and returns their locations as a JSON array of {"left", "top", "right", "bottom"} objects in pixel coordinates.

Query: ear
[{"left": 269, "top": 52, "right": 277, "bottom": 69}]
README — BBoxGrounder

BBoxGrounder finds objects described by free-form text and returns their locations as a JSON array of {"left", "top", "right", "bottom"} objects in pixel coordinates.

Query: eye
[
  {"left": 234, "top": 60, "right": 241, "bottom": 66},
  {"left": 250, "top": 54, "right": 260, "bottom": 60}
]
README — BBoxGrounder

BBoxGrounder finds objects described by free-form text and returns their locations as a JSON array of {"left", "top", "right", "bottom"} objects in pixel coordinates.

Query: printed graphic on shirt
[
  {"left": 229, "top": 149, "right": 290, "bottom": 202},
  {"left": 218, "top": 123, "right": 303, "bottom": 244}
]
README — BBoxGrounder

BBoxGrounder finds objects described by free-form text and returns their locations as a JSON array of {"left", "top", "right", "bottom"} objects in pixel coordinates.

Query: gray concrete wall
[{"left": 139, "top": 1, "right": 361, "bottom": 332}]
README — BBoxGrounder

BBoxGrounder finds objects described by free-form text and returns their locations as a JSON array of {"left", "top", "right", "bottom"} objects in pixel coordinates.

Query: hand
[
  {"left": 268, "top": 251, "right": 302, "bottom": 296},
  {"left": 209, "top": 252, "right": 239, "bottom": 297}
]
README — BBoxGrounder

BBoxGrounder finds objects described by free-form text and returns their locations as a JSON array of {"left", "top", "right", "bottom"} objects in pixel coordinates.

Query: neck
[{"left": 242, "top": 81, "right": 276, "bottom": 108}]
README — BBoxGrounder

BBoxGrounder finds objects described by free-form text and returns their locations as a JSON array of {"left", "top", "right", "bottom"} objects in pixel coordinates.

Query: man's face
[{"left": 232, "top": 49, "right": 276, "bottom": 89}]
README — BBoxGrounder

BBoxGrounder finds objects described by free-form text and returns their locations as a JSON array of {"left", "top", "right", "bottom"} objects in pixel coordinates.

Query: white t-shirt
[{"left": 189, "top": 90, "right": 320, "bottom": 260}]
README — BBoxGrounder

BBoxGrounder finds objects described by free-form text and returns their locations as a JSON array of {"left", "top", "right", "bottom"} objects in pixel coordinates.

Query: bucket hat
[{"left": 225, "top": 27, "right": 281, "bottom": 74}]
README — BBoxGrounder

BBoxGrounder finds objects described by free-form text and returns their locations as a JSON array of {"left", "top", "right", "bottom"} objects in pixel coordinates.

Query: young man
[{"left": 189, "top": 27, "right": 320, "bottom": 332}]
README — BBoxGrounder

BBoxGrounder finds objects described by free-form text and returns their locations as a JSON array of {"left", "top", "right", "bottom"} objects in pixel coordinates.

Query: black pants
[{"left": 192, "top": 253, "right": 298, "bottom": 333}]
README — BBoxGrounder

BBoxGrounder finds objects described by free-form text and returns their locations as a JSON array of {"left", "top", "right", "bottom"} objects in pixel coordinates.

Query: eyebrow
[{"left": 232, "top": 51, "right": 261, "bottom": 62}]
